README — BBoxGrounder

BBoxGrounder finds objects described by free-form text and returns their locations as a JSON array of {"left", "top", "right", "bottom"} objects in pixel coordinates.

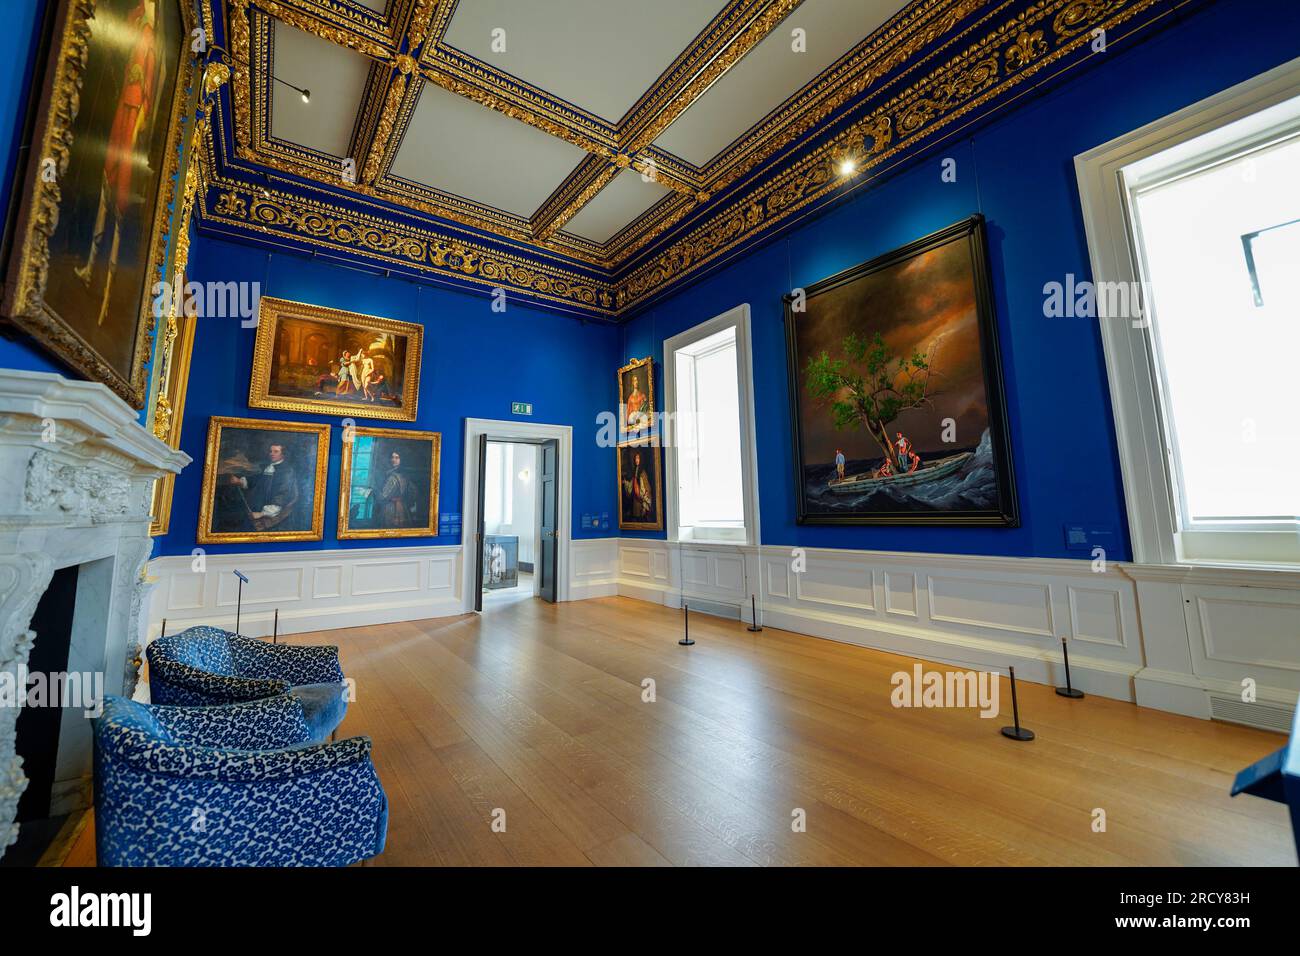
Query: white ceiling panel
[
  {"left": 562, "top": 170, "right": 672, "bottom": 245},
  {"left": 270, "top": 21, "right": 371, "bottom": 158},
  {"left": 442, "top": 0, "right": 728, "bottom": 123},
  {"left": 654, "top": 0, "right": 909, "bottom": 167},
  {"left": 390, "top": 83, "right": 589, "bottom": 218}
]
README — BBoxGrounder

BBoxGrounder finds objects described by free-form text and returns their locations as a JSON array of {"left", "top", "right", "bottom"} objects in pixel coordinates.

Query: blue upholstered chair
[
  {"left": 93, "top": 694, "right": 388, "bottom": 867},
  {"left": 147, "top": 625, "right": 347, "bottom": 742}
]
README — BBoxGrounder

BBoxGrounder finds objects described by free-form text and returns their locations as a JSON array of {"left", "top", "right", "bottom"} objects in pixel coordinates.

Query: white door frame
[{"left": 461, "top": 418, "right": 573, "bottom": 611}]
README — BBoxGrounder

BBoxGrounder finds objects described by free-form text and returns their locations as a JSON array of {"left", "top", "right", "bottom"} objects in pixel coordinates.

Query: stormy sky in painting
[{"left": 794, "top": 238, "right": 989, "bottom": 466}]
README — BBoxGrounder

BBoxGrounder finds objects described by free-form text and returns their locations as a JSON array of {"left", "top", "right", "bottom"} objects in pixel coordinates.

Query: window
[
  {"left": 484, "top": 441, "right": 513, "bottom": 531},
  {"left": 663, "top": 304, "right": 759, "bottom": 544},
  {"left": 1077, "top": 63, "right": 1300, "bottom": 566}
]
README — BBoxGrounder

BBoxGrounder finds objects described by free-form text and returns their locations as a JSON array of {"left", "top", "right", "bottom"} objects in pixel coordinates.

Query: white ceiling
[
  {"left": 389, "top": 83, "right": 589, "bottom": 218},
  {"left": 270, "top": 21, "right": 371, "bottom": 158},
  {"left": 442, "top": 0, "right": 728, "bottom": 122},
  {"left": 654, "top": 0, "right": 910, "bottom": 166},
  {"left": 562, "top": 170, "right": 672, "bottom": 244}
]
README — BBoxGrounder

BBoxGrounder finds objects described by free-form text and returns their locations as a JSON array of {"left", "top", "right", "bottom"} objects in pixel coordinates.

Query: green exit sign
[{"left": 511, "top": 402, "right": 533, "bottom": 416}]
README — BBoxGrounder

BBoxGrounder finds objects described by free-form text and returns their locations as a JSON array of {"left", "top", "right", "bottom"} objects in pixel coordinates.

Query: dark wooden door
[
  {"left": 474, "top": 434, "right": 488, "bottom": 612},
  {"left": 537, "top": 439, "right": 559, "bottom": 603}
]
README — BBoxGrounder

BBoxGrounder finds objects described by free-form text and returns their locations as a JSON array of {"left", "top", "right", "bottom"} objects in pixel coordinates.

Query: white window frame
[
  {"left": 1076, "top": 55, "right": 1300, "bottom": 568},
  {"left": 662, "top": 303, "right": 761, "bottom": 547}
]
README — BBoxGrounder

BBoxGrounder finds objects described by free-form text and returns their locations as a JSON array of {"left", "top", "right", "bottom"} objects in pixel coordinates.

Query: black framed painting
[{"left": 784, "top": 215, "right": 1018, "bottom": 526}]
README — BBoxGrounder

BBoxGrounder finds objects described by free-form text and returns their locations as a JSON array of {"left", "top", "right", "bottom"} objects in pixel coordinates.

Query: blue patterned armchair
[
  {"left": 147, "top": 625, "right": 347, "bottom": 742},
  {"left": 93, "top": 694, "right": 388, "bottom": 867}
]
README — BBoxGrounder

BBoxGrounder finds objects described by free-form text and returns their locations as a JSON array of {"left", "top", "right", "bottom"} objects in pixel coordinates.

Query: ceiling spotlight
[
  {"left": 838, "top": 158, "right": 858, "bottom": 176},
  {"left": 301, "top": 88, "right": 311, "bottom": 104}
]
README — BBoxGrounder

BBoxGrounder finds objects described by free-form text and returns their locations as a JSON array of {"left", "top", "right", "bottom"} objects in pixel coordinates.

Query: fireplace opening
[{"left": 4, "top": 564, "right": 79, "bottom": 866}]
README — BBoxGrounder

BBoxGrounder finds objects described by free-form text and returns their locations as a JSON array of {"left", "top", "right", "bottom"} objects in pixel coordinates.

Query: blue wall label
[
  {"left": 582, "top": 513, "right": 592, "bottom": 529},
  {"left": 1064, "top": 524, "right": 1118, "bottom": 552},
  {"left": 511, "top": 401, "right": 533, "bottom": 416},
  {"left": 440, "top": 513, "right": 461, "bottom": 537}
]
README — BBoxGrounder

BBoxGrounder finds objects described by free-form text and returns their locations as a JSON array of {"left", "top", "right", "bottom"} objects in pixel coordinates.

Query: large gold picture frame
[
  {"left": 197, "top": 416, "right": 330, "bottom": 545},
  {"left": 249, "top": 297, "right": 423, "bottom": 422},
  {"left": 148, "top": 309, "right": 195, "bottom": 536},
  {"left": 1, "top": 0, "right": 195, "bottom": 408},
  {"left": 338, "top": 426, "right": 441, "bottom": 540},
  {"left": 617, "top": 356, "right": 655, "bottom": 444}
]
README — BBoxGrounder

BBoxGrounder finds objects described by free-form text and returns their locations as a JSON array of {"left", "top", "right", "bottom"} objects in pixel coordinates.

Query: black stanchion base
[
  {"left": 678, "top": 637, "right": 695, "bottom": 646},
  {"left": 747, "top": 624, "right": 762, "bottom": 633},
  {"left": 1055, "top": 687, "right": 1085, "bottom": 699},
  {"left": 1001, "top": 726, "right": 1035, "bottom": 741}
]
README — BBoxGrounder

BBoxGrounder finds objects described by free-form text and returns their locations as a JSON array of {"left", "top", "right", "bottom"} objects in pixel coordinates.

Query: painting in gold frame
[
  {"left": 249, "top": 297, "right": 423, "bottom": 422},
  {"left": 1, "top": 0, "right": 195, "bottom": 408},
  {"left": 617, "top": 440, "right": 663, "bottom": 531},
  {"left": 338, "top": 427, "right": 441, "bottom": 540},
  {"left": 196, "top": 417, "right": 330, "bottom": 545},
  {"left": 618, "top": 356, "right": 655, "bottom": 443}
]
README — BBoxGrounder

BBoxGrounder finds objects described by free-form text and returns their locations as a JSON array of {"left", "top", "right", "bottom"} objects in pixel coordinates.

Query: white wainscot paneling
[
  {"left": 680, "top": 546, "right": 748, "bottom": 610},
  {"left": 795, "top": 559, "right": 874, "bottom": 612},
  {"left": 1186, "top": 583, "right": 1300, "bottom": 688},
  {"left": 148, "top": 545, "right": 463, "bottom": 640},
  {"left": 927, "top": 575, "right": 1053, "bottom": 637},
  {"left": 569, "top": 538, "right": 618, "bottom": 600}
]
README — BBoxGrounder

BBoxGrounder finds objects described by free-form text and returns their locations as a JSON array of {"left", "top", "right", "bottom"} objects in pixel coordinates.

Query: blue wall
[
  {"left": 620, "top": 0, "right": 1300, "bottom": 561},
  {"left": 155, "top": 236, "right": 620, "bottom": 556}
]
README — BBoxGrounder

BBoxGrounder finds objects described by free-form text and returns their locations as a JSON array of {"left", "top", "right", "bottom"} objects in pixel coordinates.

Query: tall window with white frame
[
  {"left": 1081, "top": 74, "right": 1300, "bottom": 572},
  {"left": 664, "top": 304, "right": 759, "bottom": 545},
  {"left": 1123, "top": 106, "right": 1300, "bottom": 565}
]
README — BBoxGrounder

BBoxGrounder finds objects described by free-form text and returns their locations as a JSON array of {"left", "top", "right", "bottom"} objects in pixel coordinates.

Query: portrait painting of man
[
  {"left": 617, "top": 441, "right": 662, "bottom": 531},
  {"left": 250, "top": 297, "right": 423, "bottom": 422},
  {"left": 338, "top": 428, "right": 441, "bottom": 539},
  {"left": 197, "top": 418, "right": 330, "bottom": 543}
]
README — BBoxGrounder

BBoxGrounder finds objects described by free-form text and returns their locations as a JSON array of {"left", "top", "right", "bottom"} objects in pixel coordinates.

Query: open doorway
[
  {"left": 462, "top": 419, "right": 570, "bottom": 614},
  {"left": 480, "top": 440, "right": 540, "bottom": 607}
]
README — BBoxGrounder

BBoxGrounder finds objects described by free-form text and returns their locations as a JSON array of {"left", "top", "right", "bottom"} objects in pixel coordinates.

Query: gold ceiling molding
[
  {"left": 217, "top": 0, "right": 988, "bottom": 265},
  {"left": 204, "top": 0, "right": 1176, "bottom": 316},
  {"left": 202, "top": 177, "right": 618, "bottom": 315},
  {"left": 619, "top": 0, "right": 801, "bottom": 156},
  {"left": 613, "top": 0, "right": 1167, "bottom": 312}
]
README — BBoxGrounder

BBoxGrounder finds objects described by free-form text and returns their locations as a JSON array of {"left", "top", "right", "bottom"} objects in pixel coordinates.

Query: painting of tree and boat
[{"left": 784, "top": 216, "right": 1018, "bottom": 525}]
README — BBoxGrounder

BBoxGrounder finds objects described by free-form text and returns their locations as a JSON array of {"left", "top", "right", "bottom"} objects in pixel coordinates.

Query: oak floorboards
[{"left": 66, "top": 594, "right": 1295, "bottom": 866}]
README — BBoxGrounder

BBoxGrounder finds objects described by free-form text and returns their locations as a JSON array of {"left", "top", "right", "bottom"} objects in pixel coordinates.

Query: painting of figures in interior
[
  {"left": 617, "top": 440, "right": 663, "bottom": 531},
  {"left": 338, "top": 427, "right": 441, "bottom": 539},
  {"left": 1, "top": 0, "right": 191, "bottom": 406},
  {"left": 618, "top": 357, "right": 655, "bottom": 442},
  {"left": 250, "top": 297, "right": 423, "bottom": 422},
  {"left": 785, "top": 216, "right": 1018, "bottom": 525},
  {"left": 197, "top": 417, "right": 330, "bottom": 544}
]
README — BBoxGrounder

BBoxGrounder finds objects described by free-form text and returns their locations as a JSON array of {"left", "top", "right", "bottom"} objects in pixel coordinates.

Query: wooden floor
[{"left": 69, "top": 595, "right": 1295, "bottom": 866}]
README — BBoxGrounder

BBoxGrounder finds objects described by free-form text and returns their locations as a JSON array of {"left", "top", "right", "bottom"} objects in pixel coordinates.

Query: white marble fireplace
[{"left": 0, "top": 369, "right": 188, "bottom": 859}]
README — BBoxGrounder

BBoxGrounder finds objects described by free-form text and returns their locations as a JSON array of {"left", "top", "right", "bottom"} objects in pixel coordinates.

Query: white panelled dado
[
  {"left": 612, "top": 540, "right": 1300, "bottom": 730},
  {"left": 148, "top": 545, "right": 463, "bottom": 640},
  {"left": 568, "top": 538, "right": 619, "bottom": 601}
]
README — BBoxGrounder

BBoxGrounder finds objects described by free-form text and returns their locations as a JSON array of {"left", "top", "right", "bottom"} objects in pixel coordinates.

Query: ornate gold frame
[
  {"left": 148, "top": 309, "right": 196, "bottom": 536},
  {"left": 248, "top": 296, "right": 423, "bottom": 422},
  {"left": 1, "top": 0, "right": 196, "bottom": 407},
  {"left": 196, "top": 416, "right": 330, "bottom": 544},
  {"left": 617, "top": 356, "right": 655, "bottom": 445},
  {"left": 337, "top": 426, "right": 441, "bottom": 540},
  {"left": 617, "top": 439, "right": 663, "bottom": 532}
]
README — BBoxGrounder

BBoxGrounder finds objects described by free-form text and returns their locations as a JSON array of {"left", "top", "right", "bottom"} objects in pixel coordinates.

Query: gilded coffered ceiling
[{"left": 200, "top": 0, "right": 1188, "bottom": 317}]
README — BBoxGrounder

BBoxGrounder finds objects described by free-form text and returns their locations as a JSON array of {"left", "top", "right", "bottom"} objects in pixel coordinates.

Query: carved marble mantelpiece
[{"left": 0, "top": 370, "right": 189, "bottom": 858}]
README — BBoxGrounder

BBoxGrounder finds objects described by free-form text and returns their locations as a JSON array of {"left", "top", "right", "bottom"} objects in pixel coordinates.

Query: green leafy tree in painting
[{"left": 804, "top": 331, "right": 938, "bottom": 466}]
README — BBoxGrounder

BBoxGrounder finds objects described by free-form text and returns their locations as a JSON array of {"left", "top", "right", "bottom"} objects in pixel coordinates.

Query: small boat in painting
[{"left": 827, "top": 451, "right": 973, "bottom": 494}]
